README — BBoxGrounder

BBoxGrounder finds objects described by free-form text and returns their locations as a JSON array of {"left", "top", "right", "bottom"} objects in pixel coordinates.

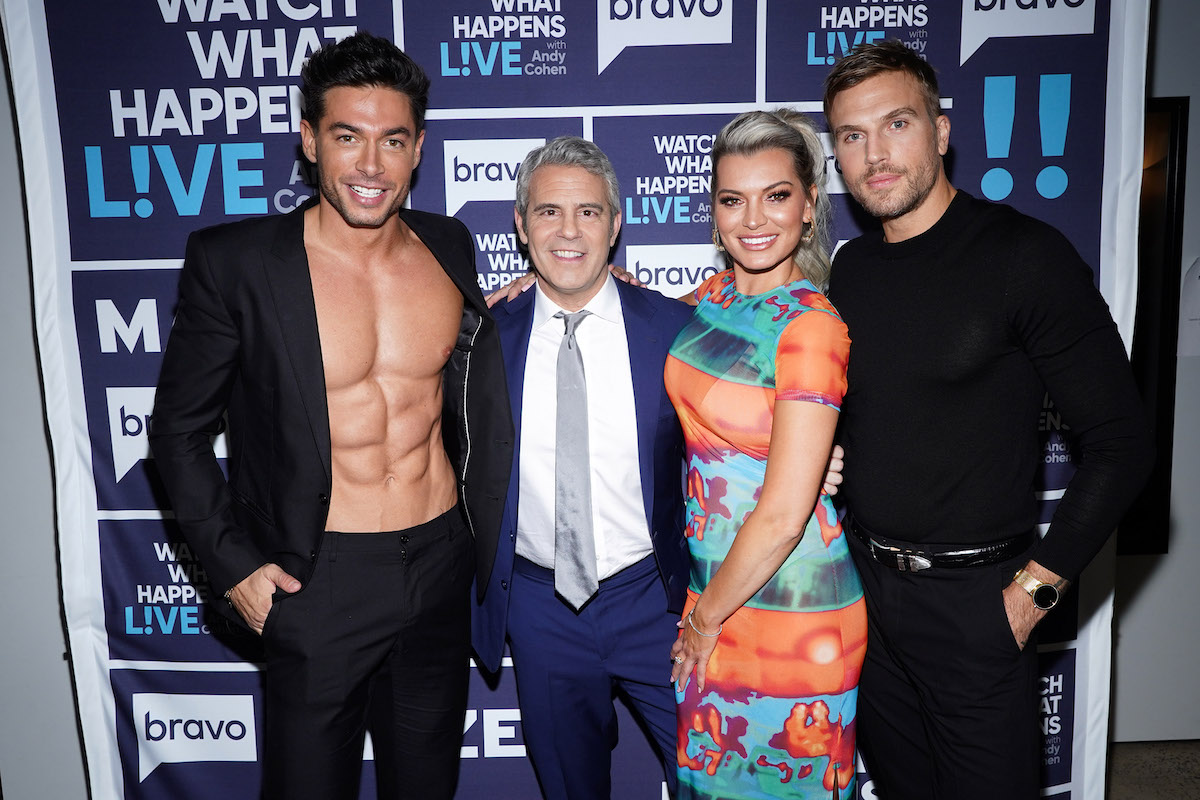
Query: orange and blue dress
[{"left": 664, "top": 270, "right": 867, "bottom": 799}]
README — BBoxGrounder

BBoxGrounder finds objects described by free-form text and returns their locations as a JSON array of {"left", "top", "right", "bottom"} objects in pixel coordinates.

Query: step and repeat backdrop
[{"left": 1, "top": 1, "right": 1146, "bottom": 798}]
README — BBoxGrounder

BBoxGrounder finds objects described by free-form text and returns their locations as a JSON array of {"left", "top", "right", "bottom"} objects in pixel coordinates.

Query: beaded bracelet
[{"left": 687, "top": 610, "right": 722, "bottom": 638}]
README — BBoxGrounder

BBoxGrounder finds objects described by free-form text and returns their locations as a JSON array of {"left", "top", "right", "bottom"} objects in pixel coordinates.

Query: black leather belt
[{"left": 850, "top": 520, "right": 1035, "bottom": 573}]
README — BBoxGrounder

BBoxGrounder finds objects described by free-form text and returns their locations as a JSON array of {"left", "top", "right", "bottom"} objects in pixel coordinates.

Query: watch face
[{"left": 1032, "top": 584, "right": 1059, "bottom": 610}]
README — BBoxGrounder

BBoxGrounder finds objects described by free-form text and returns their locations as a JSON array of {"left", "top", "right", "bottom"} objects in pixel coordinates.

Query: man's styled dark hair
[
  {"left": 300, "top": 31, "right": 431, "bottom": 131},
  {"left": 823, "top": 39, "right": 942, "bottom": 124}
]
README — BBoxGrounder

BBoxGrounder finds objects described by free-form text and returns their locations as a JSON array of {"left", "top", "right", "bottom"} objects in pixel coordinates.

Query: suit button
[
  {"left": 500, "top": 580, "right": 508, "bottom": 590},
  {"left": 318, "top": 493, "right": 329, "bottom": 505},
  {"left": 509, "top": 533, "right": 516, "bottom": 541},
  {"left": 310, "top": 551, "right": 317, "bottom": 561}
]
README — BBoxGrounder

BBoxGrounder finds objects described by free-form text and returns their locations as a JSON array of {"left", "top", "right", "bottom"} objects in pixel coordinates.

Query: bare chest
[{"left": 308, "top": 246, "right": 465, "bottom": 391}]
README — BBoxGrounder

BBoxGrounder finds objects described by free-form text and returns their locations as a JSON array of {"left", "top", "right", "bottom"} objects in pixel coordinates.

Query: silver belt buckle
[
  {"left": 897, "top": 552, "right": 933, "bottom": 572},
  {"left": 870, "top": 538, "right": 933, "bottom": 572}
]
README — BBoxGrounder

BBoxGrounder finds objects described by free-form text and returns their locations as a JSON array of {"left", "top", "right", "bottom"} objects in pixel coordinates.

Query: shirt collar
[{"left": 532, "top": 272, "right": 623, "bottom": 330}]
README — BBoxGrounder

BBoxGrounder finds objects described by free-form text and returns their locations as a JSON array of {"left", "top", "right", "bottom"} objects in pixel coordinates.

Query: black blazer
[{"left": 150, "top": 201, "right": 514, "bottom": 620}]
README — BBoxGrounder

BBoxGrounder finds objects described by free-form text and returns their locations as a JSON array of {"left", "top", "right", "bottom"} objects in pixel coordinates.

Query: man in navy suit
[{"left": 471, "top": 137, "right": 693, "bottom": 799}]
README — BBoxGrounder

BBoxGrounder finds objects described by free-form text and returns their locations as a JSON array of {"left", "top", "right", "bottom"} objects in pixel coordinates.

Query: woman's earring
[
  {"left": 801, "top": 220, "right": 816, "bottom": 244},
  {"left": 712, "top": 228, "right": 725, "bottom": 252}
]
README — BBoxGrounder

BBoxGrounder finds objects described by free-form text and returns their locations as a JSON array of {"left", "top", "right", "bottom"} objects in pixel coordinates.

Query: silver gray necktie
[{"left": 554, "top": 310, "right": 598, "bottom": 610}]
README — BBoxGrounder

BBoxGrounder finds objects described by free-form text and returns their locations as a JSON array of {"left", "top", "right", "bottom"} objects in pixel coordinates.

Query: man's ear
[
  {"left": 514, "top": 206, "right": 528, "bottom": 246},
  {"left": 608, "top": 209, "right": 622, "bottom": 248},
  {"left": 936, "top": 114, "right": 951, "bottom": 157},
  {"left": 300, "top": 118, "right": 317, "bottom": 164},
  {"left": 413, "top": 129, "right": 426, "bottom": 167}
]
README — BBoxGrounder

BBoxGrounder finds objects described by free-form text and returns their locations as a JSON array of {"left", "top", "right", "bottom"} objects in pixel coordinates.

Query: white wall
[
  {"left": 0, "top": 40, "right": 90, "bottom": 799},
  {"left": 1112, "top": 0, "right": 1200, "bottom": 742}
]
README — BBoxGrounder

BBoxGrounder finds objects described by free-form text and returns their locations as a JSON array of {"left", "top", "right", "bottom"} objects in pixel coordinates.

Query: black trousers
[
  {"left": 260, "top": 508, "right": 474, "bottom": 800},
  {"left": 849, "top": 532, "right": 1041, "bottom": 800}
]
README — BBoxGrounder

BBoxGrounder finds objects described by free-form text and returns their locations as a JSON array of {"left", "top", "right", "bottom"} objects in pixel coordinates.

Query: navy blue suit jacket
[{"left": 471, "top": 280, "right": 694, "bottom": 672}]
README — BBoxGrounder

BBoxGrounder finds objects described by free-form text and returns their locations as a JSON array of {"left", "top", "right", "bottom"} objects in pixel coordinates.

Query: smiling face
[
  {"left": 515, "top": 164, "right": 621, "bottom": 311},
  {"left": 300, "top": 84, "right": 425, "bottom": 230},
  {"left": 713, "top": 148, "right": 815, "bottom": 289},
  {"left": 827, "top": 70, "right": 952, "bottom": 241}
]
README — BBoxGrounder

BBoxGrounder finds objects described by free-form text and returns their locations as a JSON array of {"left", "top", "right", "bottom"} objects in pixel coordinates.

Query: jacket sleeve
[{"left": 149, "top": 229, "right": 267, "bottom": 597}]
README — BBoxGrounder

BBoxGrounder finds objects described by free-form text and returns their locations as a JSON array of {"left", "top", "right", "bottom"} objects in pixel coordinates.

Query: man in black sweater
[{"left": 822, "top": 41, "right": 1153, "bottom": 799}]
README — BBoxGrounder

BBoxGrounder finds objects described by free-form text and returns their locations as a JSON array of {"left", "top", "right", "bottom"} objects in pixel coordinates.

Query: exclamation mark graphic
[
  {"left": 130, "top": 146, "right": 154, "bottom": 218},
  {"left": 461, "top": 42, "right": 473, "bottom": 76},
  {"left": 1037, "top": 74, "right": 1070, "bottom": 199},
  {"left": 981, "top": 75, "right": 1015, "bottom": 201}
]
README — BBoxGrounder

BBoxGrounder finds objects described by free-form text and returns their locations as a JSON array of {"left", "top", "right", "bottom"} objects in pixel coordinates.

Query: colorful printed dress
[{"left": 664, "top": 271, "right": 867, "bottom": 800}]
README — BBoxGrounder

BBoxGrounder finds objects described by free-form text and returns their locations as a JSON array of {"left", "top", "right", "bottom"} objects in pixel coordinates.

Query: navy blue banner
[
  {"left": 44, "top": 1, "right": 392, "bottom": 259},
  {"left": 1040, "top": 649, "right": 1078, "bottom": 786},
  {"left": 72, "top": 270, "right": 179, "bottom": 509},
  {"left": 403, "top": 0, "right": 755, "bottom": 108}
]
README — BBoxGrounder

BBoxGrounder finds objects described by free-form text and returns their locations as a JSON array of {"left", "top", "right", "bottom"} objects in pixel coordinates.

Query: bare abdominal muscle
[{"left": 308, "top": 224, "right": 463, "bottom": 532}]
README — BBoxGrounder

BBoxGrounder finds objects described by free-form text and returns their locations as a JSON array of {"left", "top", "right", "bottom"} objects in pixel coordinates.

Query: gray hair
[
  {"left": 514, "top": 136, "right": 621, "bottom": 227},
  {"left": 711, "top": 109, "right": 833, "bottom": 291}
]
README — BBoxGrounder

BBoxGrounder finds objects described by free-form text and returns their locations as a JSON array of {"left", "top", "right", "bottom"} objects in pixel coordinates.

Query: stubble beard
[
  {"left": 317, "top": 171, "right": 405, "bottom": 229},
  {"left": 851, "top": 148, "right": 940, "bottom": 223}
]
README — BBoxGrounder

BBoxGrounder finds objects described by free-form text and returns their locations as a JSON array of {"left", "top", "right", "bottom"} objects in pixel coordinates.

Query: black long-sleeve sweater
[{"left": 827, "top": 191, "right": 1154, "bottom": 581}]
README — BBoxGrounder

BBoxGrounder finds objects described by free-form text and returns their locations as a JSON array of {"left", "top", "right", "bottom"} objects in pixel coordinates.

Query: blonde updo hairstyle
[{"left": 710, "top": 109, "right": 833, "bottom": 291}]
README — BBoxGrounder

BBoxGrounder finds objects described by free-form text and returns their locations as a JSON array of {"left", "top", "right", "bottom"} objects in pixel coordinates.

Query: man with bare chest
[{"left": 150, "top": 33, "right": 513, "bottom": 800}]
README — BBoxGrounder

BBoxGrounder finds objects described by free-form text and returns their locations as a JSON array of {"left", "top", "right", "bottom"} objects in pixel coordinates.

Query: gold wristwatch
[{"left": 1013, "top": 568, "right": 1064, "bottom": 611}]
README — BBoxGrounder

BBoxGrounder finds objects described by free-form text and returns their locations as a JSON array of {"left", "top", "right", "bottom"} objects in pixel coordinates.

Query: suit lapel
[
  {"left": 401, "top": 209, "right": 488, "bottom": 317},
  {"left": 262, "top": 203, "right": 332, "bottom": 481},
  {"left": 496, "top": 290, "right": 535, "bottom": 460},
  {"left": 495, "top": 289, "right": 535, "bottom": 526},
  {"left": 616, "top": 282, "right": 662, "bottom": 526}
]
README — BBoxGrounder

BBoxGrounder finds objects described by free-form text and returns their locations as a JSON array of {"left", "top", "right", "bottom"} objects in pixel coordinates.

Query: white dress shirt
[{"left": 515, "top": 275, "right": 653, "bottom": 578}]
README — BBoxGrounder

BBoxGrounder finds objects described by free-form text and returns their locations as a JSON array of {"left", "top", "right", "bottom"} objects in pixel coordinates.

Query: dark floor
[{"left": 1109, "top": 740, "right": 1200, "bottom": 799}]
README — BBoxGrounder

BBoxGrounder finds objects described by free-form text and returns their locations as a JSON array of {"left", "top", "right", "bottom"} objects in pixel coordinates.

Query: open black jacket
[{"left": 150, "top": 201, "right": 514, "bottom": 622}]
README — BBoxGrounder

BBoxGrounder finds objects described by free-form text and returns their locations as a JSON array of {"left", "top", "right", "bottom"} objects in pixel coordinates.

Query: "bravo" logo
[
  {"left": 133, "top": 693, "right": 257, "bottom": 781},
  {"left": 960, "top": 0, "right": 1093, "bottom": 65},
  {"left": 598, "top": 0, "right": 731, "bottom": 73},
  {"left": 442, "top": 138, "right": 544, "bottom": 215}
]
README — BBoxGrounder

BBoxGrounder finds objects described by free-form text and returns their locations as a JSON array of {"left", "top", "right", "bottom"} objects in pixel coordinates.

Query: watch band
[{"left": 1013, "top": 568, "right": 1063, "bottom": 611}]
